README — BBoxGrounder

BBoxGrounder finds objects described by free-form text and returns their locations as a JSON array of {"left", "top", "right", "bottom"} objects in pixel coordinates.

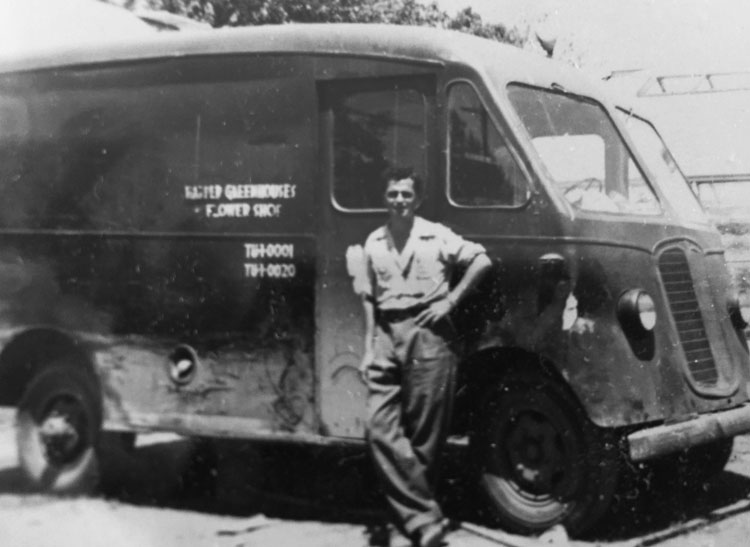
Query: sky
[
  {"left": 431, "top": 0, "right": 750, "bottom": 77},
  {"left": 0, "top": 0, "right": 155, "bottom": 55}
]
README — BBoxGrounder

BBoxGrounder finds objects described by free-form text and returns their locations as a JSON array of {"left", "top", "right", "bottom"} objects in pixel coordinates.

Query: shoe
[
  {"left": 415, "top": 519, "right": 449, "bottom": 547},
  {"left": 365, "top": 522, "right": 391, "bottom": 547}
]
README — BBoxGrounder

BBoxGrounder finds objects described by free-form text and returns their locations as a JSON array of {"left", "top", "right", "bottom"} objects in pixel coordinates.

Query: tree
[
  {"left": 111, "top": 0, "right": 523, "bottom": 46},
  {"left": 448, "top": 7, "right": 519, "bottom": 44}
]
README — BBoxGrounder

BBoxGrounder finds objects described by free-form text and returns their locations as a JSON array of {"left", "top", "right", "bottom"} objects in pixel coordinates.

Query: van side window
[
  {"left": 448, "top": 82, "right": 528, "bottom": 207},
  {"left": 325, "top": 80, "right": 428, "bottom": 210}
]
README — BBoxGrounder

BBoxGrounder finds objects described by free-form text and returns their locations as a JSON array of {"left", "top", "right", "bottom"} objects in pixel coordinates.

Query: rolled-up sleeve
[
  {"left": 440, "top": 226, "right": 487, "bottom": 268},
  {"left": 346, "top": 243, "right": 374, "bottom": 299}
]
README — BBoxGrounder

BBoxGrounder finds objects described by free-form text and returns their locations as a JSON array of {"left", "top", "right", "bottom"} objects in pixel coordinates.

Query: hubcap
[
  {"left": 507, "top": 412, "right": 567, "bottom": 495},
  {"left": 38, "top": 395, "right": 88, "bottom": 466}
]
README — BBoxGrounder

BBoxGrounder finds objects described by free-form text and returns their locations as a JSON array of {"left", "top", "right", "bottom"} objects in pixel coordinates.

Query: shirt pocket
[{"left": 413, "top": 250, "right": 443, "bottom": 281}]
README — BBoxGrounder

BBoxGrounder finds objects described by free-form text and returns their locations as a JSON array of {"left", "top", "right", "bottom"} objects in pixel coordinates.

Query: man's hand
[
  {"left": 415, "top": 299, "right": 453, "bottom": 327},
  {"left": 359, "top": 349, "right": 375, "bottom": 381}
]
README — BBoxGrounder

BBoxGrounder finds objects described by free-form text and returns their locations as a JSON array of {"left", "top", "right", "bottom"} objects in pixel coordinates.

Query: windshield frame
[{"left": 615, "top": 106, "right": 711, "bottom": 227}]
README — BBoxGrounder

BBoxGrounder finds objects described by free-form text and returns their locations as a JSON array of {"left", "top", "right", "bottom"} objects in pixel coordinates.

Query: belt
[{"left": 378, "top": 304, "right": 428, "bottom": 323}]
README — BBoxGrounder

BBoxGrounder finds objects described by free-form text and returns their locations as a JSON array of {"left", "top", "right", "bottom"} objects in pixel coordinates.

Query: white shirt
[{"left": 360, "top": 217, "right": 486, "bottom": 311}]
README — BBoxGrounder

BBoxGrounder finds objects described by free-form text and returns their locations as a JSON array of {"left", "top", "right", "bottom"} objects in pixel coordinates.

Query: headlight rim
[{"left": 618, "top": 288, "right": 657, "bottom": 335}]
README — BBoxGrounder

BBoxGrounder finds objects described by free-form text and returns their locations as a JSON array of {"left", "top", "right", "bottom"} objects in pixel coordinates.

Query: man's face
[{"left": 385, "top": 177, "right": 419, "bottom": 221}]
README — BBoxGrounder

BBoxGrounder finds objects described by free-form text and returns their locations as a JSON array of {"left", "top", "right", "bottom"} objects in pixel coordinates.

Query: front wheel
[
  {"left": 15, "top": 365, "right": 102, "bottom": 494},
  {"left": 472, "top": 373, "right": 620, "bottom": 536}
]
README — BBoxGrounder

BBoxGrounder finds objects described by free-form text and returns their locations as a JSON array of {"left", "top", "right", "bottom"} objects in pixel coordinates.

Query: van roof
[{"left": 0, "top": 23, "right": 604, "bottom": 98}]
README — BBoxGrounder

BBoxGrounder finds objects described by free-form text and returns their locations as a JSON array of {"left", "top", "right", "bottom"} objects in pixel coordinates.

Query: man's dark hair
[{"left": 383, "top": 166, "right": 424, "bottom": 197}]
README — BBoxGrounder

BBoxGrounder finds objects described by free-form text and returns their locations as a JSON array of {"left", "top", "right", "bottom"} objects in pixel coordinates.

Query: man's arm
[
  {"left": 360, "top": 296, "right": 376, "bottom": 376},
  {"left": 415, "top": 253, "right": 492, "bottom": 327},
  {"left": 449, "top": 252, "right": 493, "bottom": 307}
]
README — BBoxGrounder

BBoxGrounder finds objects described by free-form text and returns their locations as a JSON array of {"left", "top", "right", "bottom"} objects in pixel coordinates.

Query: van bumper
[{"left": 628, "top": 403, "right": 750, "bottom": 461}]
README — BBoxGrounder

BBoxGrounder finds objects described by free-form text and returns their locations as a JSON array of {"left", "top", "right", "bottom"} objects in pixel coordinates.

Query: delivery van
[{"left": 1, "top": 24, "right": 749, "bottom": 535}]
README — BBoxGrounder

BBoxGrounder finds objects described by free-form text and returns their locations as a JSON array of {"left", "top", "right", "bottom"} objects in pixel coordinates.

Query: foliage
[{"left": 122, "top": 0, "right": 523, "bottom": 46}]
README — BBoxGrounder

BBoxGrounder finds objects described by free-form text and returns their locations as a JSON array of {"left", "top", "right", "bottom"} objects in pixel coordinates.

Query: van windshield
[
  {"left": 616, "top": 110, "right": 709, "bottom": 226},
  {"left": 507, "top": 85, "right": 661, "bottom": 216}
]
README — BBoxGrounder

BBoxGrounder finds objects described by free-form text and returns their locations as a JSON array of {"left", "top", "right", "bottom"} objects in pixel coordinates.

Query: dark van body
[{"left": 1, "top": 24, "right": 749, "bottom": 535}]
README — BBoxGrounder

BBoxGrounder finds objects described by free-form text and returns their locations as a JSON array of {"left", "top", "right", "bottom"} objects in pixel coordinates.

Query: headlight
[
  {"left": 739, "top": 290, "right": 750, "bottom": 325},
  {"left": 618, "top": 289, "right": 657, "bottom": 334},
  {"left": 728, "top": 289, "right": 750, "bottom": 329}
]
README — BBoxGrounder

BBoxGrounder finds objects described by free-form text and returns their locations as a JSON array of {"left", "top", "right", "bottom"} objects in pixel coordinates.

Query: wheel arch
[
  {"left": 460, "top": 345, "right": 622, "bottom": 535},
  {"left": 0, "top": 328, "right": 98, "bottom": 406},
  {"left": 454, "top": 346, "right": 585, "bottom": 436}
]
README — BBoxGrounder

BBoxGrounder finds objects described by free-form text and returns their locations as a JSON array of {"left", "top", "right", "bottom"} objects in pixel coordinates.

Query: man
[{"left": 357, "top": 167, "right": 492, "bottom": 547}]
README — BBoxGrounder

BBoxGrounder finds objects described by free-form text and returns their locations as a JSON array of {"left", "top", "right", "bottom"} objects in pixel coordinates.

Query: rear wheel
[
  {"left": 16, "top": 365, "right": 102, "bottom": 494},
  {"left": 473, "top": 372, "right": 620, "bottom": 536}
]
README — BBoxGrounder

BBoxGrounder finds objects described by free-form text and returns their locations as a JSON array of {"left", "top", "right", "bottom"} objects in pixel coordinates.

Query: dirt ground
[{"left": 2, "top": 407, "right": 750, "bottom": 547}]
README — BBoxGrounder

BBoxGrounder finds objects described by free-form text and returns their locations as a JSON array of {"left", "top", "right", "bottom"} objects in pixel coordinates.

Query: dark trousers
[{"left": 366, "top": 314, "right": 457, "bottom": 536}]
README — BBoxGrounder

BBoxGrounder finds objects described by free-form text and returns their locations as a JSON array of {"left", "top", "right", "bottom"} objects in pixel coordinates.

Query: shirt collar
[{"left": 375, "top": 216, "right": 432, "bottom": 241}]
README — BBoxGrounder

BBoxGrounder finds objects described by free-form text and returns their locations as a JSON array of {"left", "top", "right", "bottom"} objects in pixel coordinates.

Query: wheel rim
[
  {"left": 37, "top": 394, "right": 89, "bottom": 466},
  {"left": 482, "top": 390, "right": 585, "bottom": 524},
  {"left": 506, "top": 411, "right": 570, "bottom": 495}
]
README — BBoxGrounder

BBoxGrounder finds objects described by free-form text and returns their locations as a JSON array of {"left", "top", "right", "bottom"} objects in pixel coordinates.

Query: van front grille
[{"left": 658, "top": 248, "right": 718, "bottom": 385}]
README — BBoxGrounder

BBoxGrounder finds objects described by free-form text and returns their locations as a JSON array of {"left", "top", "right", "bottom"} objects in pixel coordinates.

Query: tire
[
  {"left": 472, "top": 372, "right": 620, "bottom": 536},
  {"left": 15, "top": 365, "right": 102, "bottom": 495}
]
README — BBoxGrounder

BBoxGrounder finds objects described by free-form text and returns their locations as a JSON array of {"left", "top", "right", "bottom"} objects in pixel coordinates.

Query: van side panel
[{"left": 0, "top": 56, "right": 319, "bottom": 435}]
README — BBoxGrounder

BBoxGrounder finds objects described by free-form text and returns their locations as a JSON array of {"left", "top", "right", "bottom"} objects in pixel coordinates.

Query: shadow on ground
[
  {"left": 3, "top": 436, "right": 750, "bottom": 544},
  {"left": 95, "top": 438, "right": 386, "bottom": 524},
  {"left": 586, "top": 464, "right": 750, "bottom": 543},
  {"left": 83, "top": 439, "right": 750, "bottom": 542}
]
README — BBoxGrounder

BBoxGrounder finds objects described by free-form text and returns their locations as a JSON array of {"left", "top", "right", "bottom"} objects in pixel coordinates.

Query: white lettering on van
[
  {"left": 204, "top": 202, "right": 282, "bottom": 219},
  {"left": 205, "top": 203, "right": 252, "bottom": 218},
  {"left": 189, "top": 183, "right": 294, "bottom": 219},
  {"left": 185, "top": 185, "right": 223, "bottom": 200},
  {"left": 244, "top": 243, "right": 294, "bottom": 259},
  {"left": 225, "top": 184, "right": 296, "bottom": 200},
  {"left": 244, "top": 263, "right": 297, "bottom": 279},
  {"left": 253, "top": 203, "right": 282, "bottom": 218}
]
